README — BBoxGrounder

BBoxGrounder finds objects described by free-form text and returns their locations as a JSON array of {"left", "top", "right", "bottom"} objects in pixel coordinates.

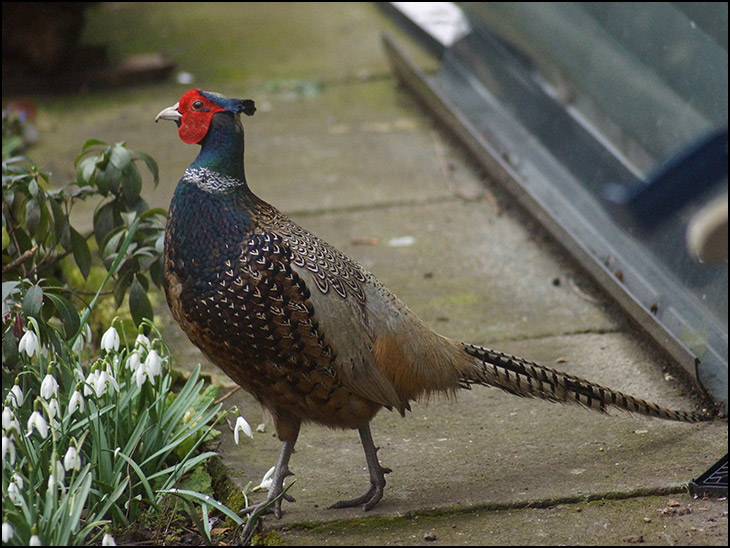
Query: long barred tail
[{"left": 460, "top": 344, "right": 713, "bottom": 423}]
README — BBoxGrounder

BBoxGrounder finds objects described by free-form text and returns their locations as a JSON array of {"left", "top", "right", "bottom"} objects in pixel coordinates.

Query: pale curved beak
[{"left": 155, "top": 102, "right": 182, "bottom": 124}]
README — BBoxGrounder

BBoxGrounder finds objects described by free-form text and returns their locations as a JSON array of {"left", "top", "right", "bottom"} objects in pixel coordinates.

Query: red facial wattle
[{"left": 177, "top": 89, "right": 226, "bottom": 145}]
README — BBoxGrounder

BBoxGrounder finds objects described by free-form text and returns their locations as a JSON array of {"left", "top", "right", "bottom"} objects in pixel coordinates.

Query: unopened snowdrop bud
[
  {"left": 2, "top": 522, "right": 13, "bottom": 543},
  {"left": 64, "top": 445, "right": 81, "bottom": 472}
]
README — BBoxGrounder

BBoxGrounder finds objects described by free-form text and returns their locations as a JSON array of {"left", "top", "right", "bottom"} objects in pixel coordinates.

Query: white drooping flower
[
  {"left": 233, "top": 416, "right": 254, "bottom": 444},
  {"left": 27, "top": 410, "right": 49, "bottom": 439},
  {"left": 144, "top": 349, "right": 162, "bottom": 379},
  {"left": 2, "top": 522, "right": 13, "bottom": 542},
  {"left": 40, "top": 374, "right": 58, "bottom": 400},
  {"left": 100, "top": 326, "right": 120, "bottom": 352},
  {"left": 127, "top": 350, "right": 142, "bottom": 372},
  {"left": 257, "top": 465, "right": 276, "bottom": 491},
  {"left": 68, "top": 389, "right": 85, "bottom": 416},
  {"left": 135, "top": 333, "right": 150, "bottom": 350},
  {"left": 72, "top": 323, "right": 93, "bottom": 354},
  {"left": 7, "top": 384, "right": 24, "bottom": 407},
  {"left": 2, "top": 406, "right": 20, "bottom": 434},
  {"left": 2, "top": 436, "right": 16, "bottom": 466},
  {"left": 63, "top": 446, "right": 81, "bottom": 472},
  {"left": 18, "top": 330, "right": 39, "bottom": 358}
]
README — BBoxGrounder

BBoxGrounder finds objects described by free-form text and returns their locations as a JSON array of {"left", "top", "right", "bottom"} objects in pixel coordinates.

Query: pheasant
[{"left": 156, "top": 89, "right": 712, "bottom": 518}]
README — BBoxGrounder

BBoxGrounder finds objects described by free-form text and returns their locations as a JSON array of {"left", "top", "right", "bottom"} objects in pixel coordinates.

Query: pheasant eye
[{"left": 192, "top": 100, "right": 205, "bottom": 110}]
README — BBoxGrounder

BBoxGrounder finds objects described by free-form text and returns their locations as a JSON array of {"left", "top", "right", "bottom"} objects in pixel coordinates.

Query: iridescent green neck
[{"left": 190, "top": 111, "right": 247, "bottom": 184}]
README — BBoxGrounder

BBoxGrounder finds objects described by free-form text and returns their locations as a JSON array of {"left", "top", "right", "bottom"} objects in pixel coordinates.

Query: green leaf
[
  {"left": 78, "top": 138, "right": 108, "bottom": 157},
  {"left": 113, "top": 451, "right": 158, "bottom": 509},
  {"left": 109, "top": 143, "right": 132, "bottom": 171},
  {"left": 49, "top": 196, "right": 69, "bottom": 248},
  {"left": 25, "top": 197, "right": 41, "bottom": 236},
  {"left": 93, "top": 201, "right": 118, "bottom": 248},
  {"left": 22, "top": 284, "right": 44, "bottom": 318},
  {"left": 159, "top": 489, "right": 245, "bottom": 526},
  {"left": 3, "top": 328, "right": 19, "bottom": 369},
  {"left": 133, "top": 150, "right": 160, "bottom": 185},
  {"left": 129, "top": 275, "right": 154, "bottom": 325},
  {"left": 121, "top": 164, "right": 143, "bottom": 203},
  {"left": 99, "top": 163, "right": 122, "bottom": 195},
  {"left": 70, "top": 226, "right": 92, "bottom": 279},
  {"left": 45, "top": 291, "right": 80, "bottom": 338},
  {"left": 76, "top": 156, "right": 99, "bottom": 188}
]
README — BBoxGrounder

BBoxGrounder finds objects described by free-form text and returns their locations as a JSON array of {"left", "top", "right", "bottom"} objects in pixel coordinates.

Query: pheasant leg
[
  {"left": 330, "top": 425, "right": 391, "bottom": 511},
  {"left": 240, "top": 435, "right": 297, "bottom": 520}
]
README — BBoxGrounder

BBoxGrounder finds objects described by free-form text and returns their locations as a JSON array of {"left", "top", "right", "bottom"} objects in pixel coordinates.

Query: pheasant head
[{"left": 156, "top": 89, "right": 256, "bottom": 180}]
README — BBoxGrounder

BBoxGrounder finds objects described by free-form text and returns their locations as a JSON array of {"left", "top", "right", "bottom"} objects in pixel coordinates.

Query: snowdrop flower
[
  {"left": 135, "top": 333, "right": 150, "bottom": 350},
  {"left": 84, "top": 367, "right": 118, "bottom": 398},
  {"left": 257, "top": 465, "right": 276, "bottom": 491},
  {"left": 11, "top": 472, "right": 23, "bottom": 487},
  {"left": 100, "top": 326, "right": 120, "bottom": 352},
  {"left": 127, "top": 349, "right": 142, "bottom": 372},
  {"left": 2, "top": 406, "right": 20, "bottom": 434},
  {"left": 233, "top": 416, "right": 253, "bottom": 444},
  {"left": 92, "top": 371, "right": 106, "bottom": 398},
  {"left": 3, "top": 436, "right": 15, "bottom": 466},
  {"left": 134, "top": 366, "right": 147, "bottom": 388},
  {"left": 18, "top": 330, "right": 39, "bottom": 357},
  {"left": 7, "top": 384, "right": 24, "bottom": 407},
  {"left": 27, "top": 410, "right": 49, "bottom": 439},
  {"left": 48, "top": 460, "right": 66, "bottom": 492},
  {"left": 2, "top": 436, "right": 16, "bottom": 465},
  {"left": 82, "top": 374, "right": 93, "bottom": 396},
  {"left": 94, "top": 370, "right": 111, "bottom": 398},
  {"left": 30, "top": 534, "right": 42, "bottom": 546},
  {"left": 68, "top": 389, "right": 85, "bottom": 416},
  {"left": 103, "top": 365, "right": 120, "bottom": 393},
  {"left": 47, "top": 398, "right": 61, "bottom": 421},
  {"left": 40, "top": 373, "right": 59, "bottom": 400},
  {"left": 72, "top": 324, "right": 92, "bottom": 354},
  {"left": 7, "top": 480, "right": 23, "bottom": 505},
  {"left": 102, "top": 533, "right": 117, "bottom": 546},
  {"left": 2, "top": 522, "right": 13, "bottom": 543},
  {"left": 144, "top": 349, "right": 162, "bottom": 379},
  {"left": 63, "top": 446, "right": 81, "bottom": 472}
]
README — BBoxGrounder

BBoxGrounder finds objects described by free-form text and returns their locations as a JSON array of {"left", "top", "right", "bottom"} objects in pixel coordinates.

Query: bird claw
[
  {"left": 329, "top": 465, "right": 391, "bottom": 511},
  {"left": 239, "top": 491, "right": 295, "bottom": 520}
]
